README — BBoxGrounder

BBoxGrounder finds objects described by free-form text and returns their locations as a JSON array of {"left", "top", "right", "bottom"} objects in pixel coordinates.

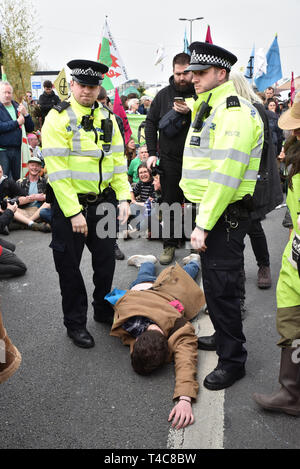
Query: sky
[{"left": 31, "top": 0, "right": 300, "bottom": 86}]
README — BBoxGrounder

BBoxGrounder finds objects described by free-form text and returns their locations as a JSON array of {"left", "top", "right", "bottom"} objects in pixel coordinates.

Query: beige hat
[
  {"left": 28, "top": 155, "right": 42, "bottom": 164},
  {"left": 278, "top": 91, "right": 300, "bottom": 130}
]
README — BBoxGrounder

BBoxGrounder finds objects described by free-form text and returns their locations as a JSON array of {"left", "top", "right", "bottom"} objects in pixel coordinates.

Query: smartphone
[{"left": 174, "top": 97, "right": 185, "bottom": 103}]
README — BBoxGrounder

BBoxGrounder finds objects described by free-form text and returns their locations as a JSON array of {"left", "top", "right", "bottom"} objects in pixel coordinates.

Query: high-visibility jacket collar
[{"left": 194, "top": 80, "right": 236, "bottom": 115}]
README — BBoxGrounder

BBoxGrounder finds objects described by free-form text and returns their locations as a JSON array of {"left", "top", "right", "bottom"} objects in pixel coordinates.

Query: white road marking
[{"left": 168, "top": 312, "right": 225, "bottom": 450}]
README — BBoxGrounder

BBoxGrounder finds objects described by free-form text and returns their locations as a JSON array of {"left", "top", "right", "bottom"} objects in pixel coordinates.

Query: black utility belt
[
  {"left": 224, "top": 200, "right": 249, "bottom": 220},
  {"left": 78, "top": 187, "right": 115, "bottom": 207},
  {"left": 78, "top": 193, "right": 101, "bottom": 206}
]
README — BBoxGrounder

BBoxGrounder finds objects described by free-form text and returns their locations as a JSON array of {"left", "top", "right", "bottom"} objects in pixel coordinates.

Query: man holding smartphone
[{"left": 145, "top": 53, "right": 196, "bottom": 265}]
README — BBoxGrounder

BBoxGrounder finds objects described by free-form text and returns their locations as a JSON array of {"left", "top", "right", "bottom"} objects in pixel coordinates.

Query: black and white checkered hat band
[
  {"left": 191, "top": 51, "right": 232, "bottom": 70},
  {"left": 71, "top": 68, "right": 103, "bottom": 78}
]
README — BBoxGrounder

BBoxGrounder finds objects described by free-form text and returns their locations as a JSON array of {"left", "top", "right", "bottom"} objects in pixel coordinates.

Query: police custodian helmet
[
  {"left": 186, "top": 42, "right": 237, "bottom": 72},
  {"left": 67, "top": 59, "right": 109, "bottom": 86}
]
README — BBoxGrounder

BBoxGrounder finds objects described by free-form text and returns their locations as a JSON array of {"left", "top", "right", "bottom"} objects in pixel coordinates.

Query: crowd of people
[{"left": 1, "top": 42, "right": 300, "bottom": 434}]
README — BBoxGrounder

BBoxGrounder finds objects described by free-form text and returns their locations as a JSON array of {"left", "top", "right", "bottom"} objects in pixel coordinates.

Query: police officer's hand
[
  {"left": 118, "top": 201, "right": 130, "bottom": 225},
  {"left": 71, "top": 213, "right": 88, "bottom": 237},
  {"left": 147, "top": 156, "right": 157, "bottom": 170},
  {"left": 191, "top": 227, "right": 208, "bottom": 252}
]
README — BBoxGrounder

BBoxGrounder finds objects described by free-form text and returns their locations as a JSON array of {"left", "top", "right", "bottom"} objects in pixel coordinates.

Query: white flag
[{"left": 254, "top": 48, "right": 267, "bottom": 79}]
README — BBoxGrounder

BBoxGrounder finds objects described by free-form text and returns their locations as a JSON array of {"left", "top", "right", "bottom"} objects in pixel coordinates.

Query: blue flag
[
  {"left": 254, "top": 35, "right": 282, "bottom": 92},
  {"left": 245, "top": 45, "right": 255, "bottom": 83},
  {"left": 184, "top": 29, "right": 190, "bottom": 55}
]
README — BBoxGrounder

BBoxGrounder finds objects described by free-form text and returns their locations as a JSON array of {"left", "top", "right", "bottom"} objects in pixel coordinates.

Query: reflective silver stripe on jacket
[
  {"left": 49, "top": 170, "right": 100, "bottom": 183},
  {"left": 43, "top": 148, "right": 102, "bottom": 158},
  {"left": 66, "top": 107, "right": 81, "bottom": 153},
  {"left": 114, "top": 165, "right": 127, "bottom": 174}
]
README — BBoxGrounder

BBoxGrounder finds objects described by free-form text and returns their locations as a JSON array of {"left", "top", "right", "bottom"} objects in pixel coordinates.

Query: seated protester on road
[
  {"left": 0, "top": 200, "right": 18, "bottom": 235},
  {"left": 132, "top": 164, "right": 155, "bottom": 203},
  {"left": 125, "top": 164, "right": 154, "bottom": 236},
  {"left": 125, "top": 137, "right": 137, "bottom": 168},
  {"left": 106, "top": 253, "right": 205, "bottom": 430},
  {"left": 6, "top": 156, "right": 51, "bottom": 232},
  {"left": 0, "top": 237, "right": 27, "bottom": 279},
  {"left": 0, "top": 162, "right": 50, "bottom": 233},
  {"left": 0, "top": 164, "right": 26, "bottom": 202},
  {"left": 128, "top": 144, "right": 149, "bottom": 184}
]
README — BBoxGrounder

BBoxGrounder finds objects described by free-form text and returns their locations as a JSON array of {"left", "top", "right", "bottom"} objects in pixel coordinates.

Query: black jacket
[
  {"left": 0, "top": 177, "right": 26, "bottom": 202},
  {"left": 251, "top": 103, "right": 283, "bottom": 219},
  {"left": 265, "top": 109, "right": 283, "bottom": 156},
  {"left": 0, "top": 209, "right": 14, "bottom": 233},
  {"left": 145, "top": 76, "right": 196, "bottom": 163},
  {"left": 38, "top": 91, "right": 61, "bottom": 121}
]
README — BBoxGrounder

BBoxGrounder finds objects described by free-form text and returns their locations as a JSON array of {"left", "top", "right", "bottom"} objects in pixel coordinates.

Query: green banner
[{"left": 127, "top": 114, "right": 146, "bottom": 144}]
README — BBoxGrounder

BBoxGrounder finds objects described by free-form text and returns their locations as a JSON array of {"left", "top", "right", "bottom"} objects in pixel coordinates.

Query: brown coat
[{"left": 110, "top": 263, "right": 205, "bottom": 400}]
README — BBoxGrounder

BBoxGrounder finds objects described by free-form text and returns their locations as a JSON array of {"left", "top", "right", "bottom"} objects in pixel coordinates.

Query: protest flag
[
  {"left": 184, "top": 29, "right": 190, "bottom": 54},
  {"left": 205, "top": 25, "right": 213, "bottom": 44},
  {"left": 98, "top": 18, "right": 128, "bottom": 91},
  {"left": 54, "top": 68, "right": 69, "bottom": 101},
  {"left": 113, "top": 88, "right": 132, "bottom": 145},
  {"left": 245, "top": 45, "right": 255, "bottom": 83},
  {"left": 255, "top": 35, "right": 282, "bottom": 92},
  {"left": 1, "top": 65, "right": 7, "bottom": 81},
  {"left": 127, "top": 115, "right": 146, "bottom": 144},
  {"left": 291, "top": 72, "right": 296, "bottom": 105}
]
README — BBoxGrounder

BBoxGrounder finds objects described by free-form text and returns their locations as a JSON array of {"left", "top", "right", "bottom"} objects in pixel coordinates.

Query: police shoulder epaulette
[
  {"left": 53, "top": 101, "right": 71, "bottom": 113},
  {"left": 226, "top": 96, "right": 241, "bottom": 109}
]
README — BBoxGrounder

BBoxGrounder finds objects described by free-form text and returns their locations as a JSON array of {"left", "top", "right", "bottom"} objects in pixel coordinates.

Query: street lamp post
[{"left": 179, "top": 17, "right": 204, "bottom": 44}]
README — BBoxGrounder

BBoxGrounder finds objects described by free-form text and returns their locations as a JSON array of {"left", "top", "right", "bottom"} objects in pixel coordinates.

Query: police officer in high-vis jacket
[
  {"left": 42, "top": 60, "right": 130, "bottom": 348},
  {"left": 179, "top": 43, "right": 264, "bottom": 390}
]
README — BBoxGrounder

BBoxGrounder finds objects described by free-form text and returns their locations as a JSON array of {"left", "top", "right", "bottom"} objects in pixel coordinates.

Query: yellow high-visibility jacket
[
  {"left": 179, "top": 80, "right": 264, "bottom": 231},
  {"left": 42, "top": 95, "right": 131, "bottom": 218}
]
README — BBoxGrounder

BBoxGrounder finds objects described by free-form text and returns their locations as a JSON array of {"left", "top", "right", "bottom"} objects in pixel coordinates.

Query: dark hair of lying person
[{"left": 131, "top": 330, "right": 169, "bottom": 375}]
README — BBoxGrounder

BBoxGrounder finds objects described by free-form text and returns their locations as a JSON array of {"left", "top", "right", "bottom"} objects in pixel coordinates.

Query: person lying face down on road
[{"left": 105, "top": 253, "right": 205, "bottom": 430}]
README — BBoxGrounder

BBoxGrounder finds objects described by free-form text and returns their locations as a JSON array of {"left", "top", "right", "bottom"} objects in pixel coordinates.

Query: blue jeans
[
  {"left": 129, "top": 261, "right": 200, "bottom": 289},
  {"left": 0, "top": 148, "right": 21, "bottom": 181},
  {"left": 40, "top": 207, "right": 52, "bottom": 224}
]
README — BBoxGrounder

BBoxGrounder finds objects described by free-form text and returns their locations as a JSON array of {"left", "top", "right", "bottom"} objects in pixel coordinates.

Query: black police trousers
[
  {"left": 200, "top": 214, "right": 251, "bottom": 372},
  {"left": 159, "top": 158, "right": 184, "bottom": 248},
  {"left": 50, "top": 199, "right": 115, "bottom": 331}
]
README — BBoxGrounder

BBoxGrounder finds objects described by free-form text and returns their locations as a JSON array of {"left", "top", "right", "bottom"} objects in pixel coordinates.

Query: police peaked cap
[
  {"left": 67, "top": 59, "right": 109, "bottom": 86},
  {"left": 186, "top": 42, "right": 237, "bottom": 72}
]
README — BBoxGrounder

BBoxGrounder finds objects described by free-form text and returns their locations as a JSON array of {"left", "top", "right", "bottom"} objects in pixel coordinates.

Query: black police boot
[
  {"left": 204, "top": 367, "right": 245, "bottom": 391},
  {"left": 197, "top": 333, "right": 216, "bottom": 351},
  {"left": 114, "top": 242, "right": 125, "bottom": 260},
  {"left": 67, "top": 328, "right": 95, "bottom": 348}
]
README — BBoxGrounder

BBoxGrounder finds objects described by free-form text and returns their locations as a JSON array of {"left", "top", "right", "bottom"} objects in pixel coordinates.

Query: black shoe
[
  {"left": 67, "top": 328, "right": 95, "bottom": 348},
  {"left": 204, "top": 367, "right": 245, "bottom": 391},
  {"left": 197, "top": 333, "right": 216, "bottom": 351},
  {"left": 115, "top": 244, "right": 125, "bottom": 260},
  {"left": 0, "top": 226, "right": 9, "bottom": 236},
  {"left": 94, "top": 313, "right": 113, "bottom": 326}
]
